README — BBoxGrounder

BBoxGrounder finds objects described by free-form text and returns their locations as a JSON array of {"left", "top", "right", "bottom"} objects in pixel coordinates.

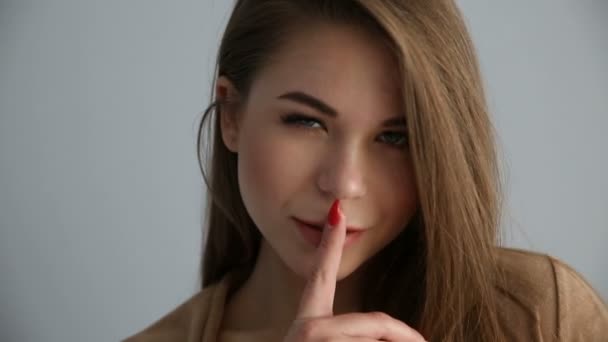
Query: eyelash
[{"left": 280, "top": 113, "right": 409, "bottom": 148}]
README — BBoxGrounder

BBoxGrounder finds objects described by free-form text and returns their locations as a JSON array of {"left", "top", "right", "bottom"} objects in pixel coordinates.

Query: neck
[{"left": 220, "top": 239, "right": 366, "bottom": 336}]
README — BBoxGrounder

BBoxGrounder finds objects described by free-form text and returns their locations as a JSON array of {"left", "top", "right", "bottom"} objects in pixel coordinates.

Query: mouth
[
  {"left": 292, "top": 217, "right": 365, "bottom": 248},
  {"left": 292, "top": 217, "right": 366, "bottom": 233}
]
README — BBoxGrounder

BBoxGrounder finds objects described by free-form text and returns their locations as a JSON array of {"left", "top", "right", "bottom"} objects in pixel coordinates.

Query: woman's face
[{"left": 219, "top": 23, "right": 419, "bottom": 280}]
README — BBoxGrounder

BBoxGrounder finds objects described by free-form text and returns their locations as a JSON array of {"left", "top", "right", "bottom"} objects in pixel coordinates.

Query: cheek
[
  {"left": 238, "top": 135, "right": 279, "bottom": 220},
  {"left": 237, "top": 127, "right": 313, "bottom": 224},
  {"left": 391, "top": 159, "right": 418, "bottom": 208},
  {"left": 374, "top": 156, "right": 419, "bottom": 231}
]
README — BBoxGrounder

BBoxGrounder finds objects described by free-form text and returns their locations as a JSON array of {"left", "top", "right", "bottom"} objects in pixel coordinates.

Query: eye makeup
[{"left": 280, "top": 112, "right": 408, "bottom": 148}]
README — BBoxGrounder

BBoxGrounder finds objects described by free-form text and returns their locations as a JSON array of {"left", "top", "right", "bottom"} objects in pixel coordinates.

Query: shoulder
[
  {"left": 494, "top": 247, "right": 608, "bottom": 340},
  {"left": 121, "top": 276, "right": 231, "bottom": 342}
]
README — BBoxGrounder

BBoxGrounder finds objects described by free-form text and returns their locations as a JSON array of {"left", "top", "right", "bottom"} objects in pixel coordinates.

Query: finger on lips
[{"left": 296, "top": 199, "right": 345, "bottom": 319}]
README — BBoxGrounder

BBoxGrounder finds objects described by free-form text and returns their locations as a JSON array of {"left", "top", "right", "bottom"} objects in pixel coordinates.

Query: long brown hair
[{"left": 196, "top": 0, "right": 506, "bottom": 340}]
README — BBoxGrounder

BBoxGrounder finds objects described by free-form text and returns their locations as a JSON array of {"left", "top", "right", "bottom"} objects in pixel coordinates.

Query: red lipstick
[
  {"left": 293, "top": 217, "right": 365, "bottom": 233},
  {"left": 293, "top": 217, "right": 365, "bottom": 248}
]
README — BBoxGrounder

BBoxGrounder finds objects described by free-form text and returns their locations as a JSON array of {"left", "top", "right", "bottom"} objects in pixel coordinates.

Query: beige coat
[{"left": 122, "top": 248, "right": 608, "bottom": 341}]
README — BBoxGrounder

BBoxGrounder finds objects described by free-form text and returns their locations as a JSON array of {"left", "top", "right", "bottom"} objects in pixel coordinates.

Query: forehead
[{"left": 249, "top": 23, "right": 403, "bottom": 120}]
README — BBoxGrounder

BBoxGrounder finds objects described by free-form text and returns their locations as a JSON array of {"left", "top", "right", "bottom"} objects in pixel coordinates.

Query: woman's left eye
[{"left": 378, "top": 131, "right": 408, "bottom": 148}]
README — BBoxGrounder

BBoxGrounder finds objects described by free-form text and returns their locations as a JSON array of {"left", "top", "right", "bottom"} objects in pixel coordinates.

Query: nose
[{"left": 316, "top": 145, "right": 367, "bottom": 200}]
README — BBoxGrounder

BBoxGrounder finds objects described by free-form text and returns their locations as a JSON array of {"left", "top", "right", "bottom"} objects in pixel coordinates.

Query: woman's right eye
[{"left": 280, "top": 113, "right": 324, "bottom": 129}]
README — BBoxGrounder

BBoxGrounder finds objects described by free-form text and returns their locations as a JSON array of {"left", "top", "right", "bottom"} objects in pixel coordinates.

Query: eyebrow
[{"left": 277, "top": 91, "right": 406, "bottom": 128}]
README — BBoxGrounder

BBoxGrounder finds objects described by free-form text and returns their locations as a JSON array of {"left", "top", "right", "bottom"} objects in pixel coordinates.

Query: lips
[
  {"left": 293, "top": 217, "right": 365, "bottom": 233},
  {"left": 293, "top": 217, "right": 365, "bottom": 248}
]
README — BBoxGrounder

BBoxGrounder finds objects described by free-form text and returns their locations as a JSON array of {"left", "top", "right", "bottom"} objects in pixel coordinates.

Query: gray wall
[{"left": 0, "top": 1, "right": 605, "bottom": 341}]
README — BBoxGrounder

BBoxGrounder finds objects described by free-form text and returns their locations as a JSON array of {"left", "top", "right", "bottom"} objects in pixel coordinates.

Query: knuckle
[
  {"left": 368, "top": 311, "right": 399, "bottom": 334},
  {"left": 318, "top": 233, "right": 332, "bottom": 250},
  {"left": 309, "top": 268, "right": 329, "bottom": 286},
  {"left": 369, "top": 310, "right": 391, "bottom": 321},
  {"left": 366, "top": 312, "right": 423, "bottom": 339},
  {"left": 297, "top": 319, "right": 321, "bottom": 339}
]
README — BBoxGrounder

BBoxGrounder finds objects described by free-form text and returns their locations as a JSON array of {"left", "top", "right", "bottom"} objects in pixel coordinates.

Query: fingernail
[{"left": 328, "top": 199, "right": 341, "bottom": 226}]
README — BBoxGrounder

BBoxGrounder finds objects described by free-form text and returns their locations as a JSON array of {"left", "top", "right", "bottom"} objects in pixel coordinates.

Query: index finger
[{"left": 296, "top": 199, "right": 346, "bottom": 319}]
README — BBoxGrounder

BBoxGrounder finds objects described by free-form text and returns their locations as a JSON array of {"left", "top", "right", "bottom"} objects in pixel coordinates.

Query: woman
[{"left": 123, "top": 0, "right": 608, "bottom": 341}]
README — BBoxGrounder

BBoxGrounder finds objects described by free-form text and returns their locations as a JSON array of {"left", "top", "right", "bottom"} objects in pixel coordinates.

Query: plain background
[{"left": 1, "top": 1, "right": 606, "bottom": 341}]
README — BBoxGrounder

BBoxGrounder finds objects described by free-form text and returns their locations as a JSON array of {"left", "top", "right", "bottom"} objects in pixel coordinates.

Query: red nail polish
[{"left": 328, "top": 200, "right": 341, "bottom": 226}]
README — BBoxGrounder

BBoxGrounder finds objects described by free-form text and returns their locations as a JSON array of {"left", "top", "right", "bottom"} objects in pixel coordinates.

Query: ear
[{"left": 216, "top": 76, "right": 241, "bottom": 153}]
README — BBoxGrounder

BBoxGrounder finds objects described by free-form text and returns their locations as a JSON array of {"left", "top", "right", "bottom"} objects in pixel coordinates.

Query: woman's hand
[{"left": 284, "top": 200, "right": 426, "bottom": 341}]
